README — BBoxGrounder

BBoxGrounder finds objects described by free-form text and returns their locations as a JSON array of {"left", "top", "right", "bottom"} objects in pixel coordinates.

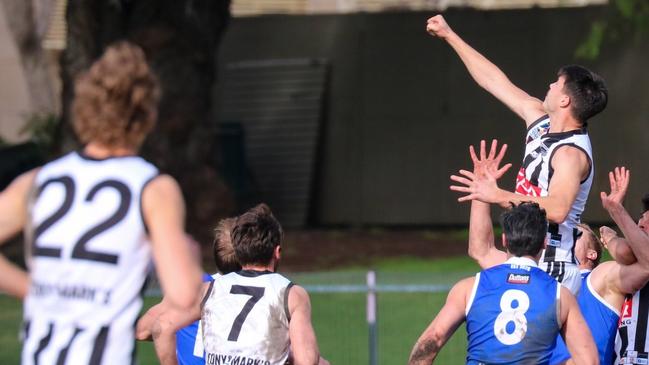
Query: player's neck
[
  {"left": 83, "top": 142, "right": 138, "bottom": 158},
  {"left": 547, "top": 111, "right": 583, "bottom": 133},
  {"left": 241, "top": 264, "right": 276, "bottom": 273}
]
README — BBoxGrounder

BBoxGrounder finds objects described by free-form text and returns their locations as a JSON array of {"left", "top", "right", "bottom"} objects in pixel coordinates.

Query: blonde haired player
[{"left": 0, "top": 41, "right": 202, "bottom": 364}]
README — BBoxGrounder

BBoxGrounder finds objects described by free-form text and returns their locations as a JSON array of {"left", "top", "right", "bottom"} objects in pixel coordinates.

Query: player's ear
[
  {"left": 586, "top": 249, "right": 597, "bottom": 262},
  {"left": 274, "top": 245, "right": 281, "bottom": 260},
  {"left": 560, "top": 94, "right": 571, "bottom": 109}
]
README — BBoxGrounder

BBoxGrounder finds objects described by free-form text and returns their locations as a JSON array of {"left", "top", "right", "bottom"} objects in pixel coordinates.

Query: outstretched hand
[
  {"left": 450, "top": 139, "right": 511, "bottom": 203},
  {"left": 426, "top": 15, "right": 453, "bottom": 39},
  {"left": 600, "top": 167, "right": 630, "bottom": 211},
  {"left": 599, "top": 226, "right": 618, "bottom": 251}
]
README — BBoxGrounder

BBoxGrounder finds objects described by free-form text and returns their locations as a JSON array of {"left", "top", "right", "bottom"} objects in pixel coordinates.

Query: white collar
[{"left": 505, "top": 256, "right": 538, "bottom": 268}]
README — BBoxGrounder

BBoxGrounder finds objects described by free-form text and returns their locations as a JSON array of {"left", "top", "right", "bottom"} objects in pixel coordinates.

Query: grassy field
[{"left": 0, "top": 256, "right": 478, "bottom": 364}]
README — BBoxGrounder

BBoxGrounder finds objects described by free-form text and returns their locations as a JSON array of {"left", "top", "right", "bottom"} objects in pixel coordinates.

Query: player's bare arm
[
  {"left": 288, "top": 285, "right": 320, "bottom": 365},
  {"left": 601, "top": 167, "right": 649, "bottom": 267},
  {"left": 142, "top": 174, "right": 202, "bottom": 311},
  {"left": 559, "top": 286, "right": 599, "bottom": 365},
  {"left": 466, "top": 140, "right": 511, "bottom": 268},
  {"left": 426, "top": 15, "right": 545, "bottom": 125},
  {"left": 600, "top": 227, "right": 636, "bottom": 265},
  {"left": 0, "top": 169, "right": 37, "bottom": 299},
  {"left": 408, "top": 277, "right": 471, "bottom": 364},
  {"left": 451, "top": 144, "right": 587, "bottom": 224}
]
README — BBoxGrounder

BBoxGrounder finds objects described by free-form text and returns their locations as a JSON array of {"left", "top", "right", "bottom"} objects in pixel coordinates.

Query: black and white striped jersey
[
  {"left": 21, "top": 151, "right": 158, "bottom": 365},
  {"left": 515, "top": 115, "right": 593, "bottom": 265},
  {"left": 616, "top": 285, "right": 649, "bottom": 364}
]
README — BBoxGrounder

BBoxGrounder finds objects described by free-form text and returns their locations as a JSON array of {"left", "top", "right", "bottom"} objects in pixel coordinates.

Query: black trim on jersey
[
  {"left": 75, "top": 150, "right": 138, "bottom": 162},
  {"left": 237, "top": 270, "right": 274, "bottom": 277},
  {"left": 285, "top": 282, "right": 295, "bottom": 322},
  {"left": 55, "top": 327, "right": 82, "bottom": 365},
  {"left": 23, "top": 320, "right": 31, "bottom": 341},
  {"left": 89, "top": 326, "right": 109, "bottom": 365},
  {"left": 635, "top": 287, "right": 649, "bottom": 353},
  {"left": 543, "top": 127, "right": 588, "bottom": 139},
  {"left": 34, "top": 322, "right": 54, "bottom": 365},
  {"left": 139, "top": 173, "right": 160, "bottom": 235},
  {"left": 201, "top": 280, "right": 216, "bottom": 310},
  {"left": 547, "top": 143, "right": 592, "bottom": 185},
  {"left": 526, "top": 115, "right": 549, "bottom": 134}
]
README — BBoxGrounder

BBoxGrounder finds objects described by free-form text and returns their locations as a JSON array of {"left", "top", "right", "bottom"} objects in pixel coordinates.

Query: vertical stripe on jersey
[
  {"left": 56, "top": 327, "right": 82, "bottom": 365},
  {"left": 619, "top": 325, "right": 629, "bottom": 360},
  {"left": 635, "top": 288, "right": 649, "bottom": 353},
  {"left": 22, "top": 320, "right": 31, "bottom": 342},
  {"left": 34, "top": 323, "right": 54, "bottom": 365},
  {"left": 88, "top": 326, "right": 109, "bottom": 365},
  {"left": 544, "top": 223, "right": 560, "bottom": 263}
]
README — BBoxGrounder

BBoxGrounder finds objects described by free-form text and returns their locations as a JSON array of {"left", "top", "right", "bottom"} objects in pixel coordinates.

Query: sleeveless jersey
[
  {"left": 202, "top": 270, "right": 293, "bottom": 365},
  {"left": 21, "top": 151, "right": 158, "bottom": 365},
  {"left": 616, "top": 284, "right": 649, "bottom": 364},
  {"left": 549, "top": 270, "right": 620, "bottom": 365},
  {"left": 176, "top": 273, "right": 216, "bottom": 365},
  {"left": 466, "top": 257, "right": 560, "bottom": 365},
  {"left": 516, "top": 115, "right": 593, "bottom": 267}
]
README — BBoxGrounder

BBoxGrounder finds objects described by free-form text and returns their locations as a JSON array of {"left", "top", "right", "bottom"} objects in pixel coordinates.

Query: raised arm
[
  {"left": 600, "top": 227, "right": 635, "bottom": 265},
  {"left": 288, "top": 285, "right": 320, "bottom": 365},
  {"left": 426, "top": 15, "right": 545, "bottom": 126},
  {"left": 601, "top": 167, "right": 649, "bottom": 266},
  {"left": 408, "top": 277, "right": 471, "bottom": 365},
  {"left": 559, "top": 286, "right": 598, "bottom": 365},
  {"left": 465, "top": 140, "right": 510, "bottom": 268},
  {"left": 142, "top": 174, "right": 202, "bottom": 311},
  {"left": 452, "top": 145, "right": 588, "bottom": 224},
  {"left": 0, "top": 169, "right": 37, "bottom": 298}
]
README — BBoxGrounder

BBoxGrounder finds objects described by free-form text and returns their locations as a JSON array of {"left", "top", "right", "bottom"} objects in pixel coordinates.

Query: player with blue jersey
[
  {"left": 137, "top": 218, "right": 240, "bottom": 365},
  {"left": 408, "top": 199, "right": 597, "bottom": 364},
  {"left": 462, "top": 142, "right": 649, "bottom": 365}
]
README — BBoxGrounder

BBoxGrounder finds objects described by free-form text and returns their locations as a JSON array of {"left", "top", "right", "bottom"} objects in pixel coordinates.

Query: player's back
[
  {"left": 202, "top": 270, "right": 293, "bottom": 365},
  {"left": 22, "top": 151, "right": 158, "bottom": 365},
  {"left": 466, "top": 257, "right": 560, "bottom": 365},
  {"left": 549, "top": 270, "right": 619, "bottom": 365}
]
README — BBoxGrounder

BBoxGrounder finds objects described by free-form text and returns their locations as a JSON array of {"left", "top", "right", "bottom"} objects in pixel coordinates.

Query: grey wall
[{"left": 214, "top": 7, "right": 649, "bottom": 226}]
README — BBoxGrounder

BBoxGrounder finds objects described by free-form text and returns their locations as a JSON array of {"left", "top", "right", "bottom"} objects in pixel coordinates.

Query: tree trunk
[{"left": 62, "top": 0, "right": 235, "bottom": 245}]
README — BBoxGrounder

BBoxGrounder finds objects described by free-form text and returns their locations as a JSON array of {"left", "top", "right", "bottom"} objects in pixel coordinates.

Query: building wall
[
  {"left": 0, "top": 4, "right": 31, "bottom": 143},
  {"left": 215, "top": 6, "right": 649, "bottom": 226}
]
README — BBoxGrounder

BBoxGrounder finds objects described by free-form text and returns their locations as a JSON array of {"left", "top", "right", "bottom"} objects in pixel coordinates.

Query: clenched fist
[{"left": 426, "top": 15, "right": 453, "bottom": 39}]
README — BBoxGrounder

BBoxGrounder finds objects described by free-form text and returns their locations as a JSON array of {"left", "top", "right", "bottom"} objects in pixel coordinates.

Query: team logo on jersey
[
  {"left": 507, "top": 273, "right": 530, "bottom": 284},
  {"left": 619, "top": 296, "right": 634, "bottom": 327},
  {"left": 515, "top": 168, "right": 542, "bottom": 197},
  {"left": 526, "top": 121, "right": 550, "bottom": 143}
]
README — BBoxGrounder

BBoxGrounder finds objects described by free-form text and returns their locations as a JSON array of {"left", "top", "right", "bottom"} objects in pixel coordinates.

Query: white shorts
[{"left": 537, "top": 261, "right": 581, "bottom": 295}]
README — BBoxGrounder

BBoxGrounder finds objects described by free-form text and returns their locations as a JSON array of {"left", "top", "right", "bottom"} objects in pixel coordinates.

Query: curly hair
[
  {"left": 213, "top": 217, "right": 241, "bottom": 274},
  {"left": 72, "top": 41, "right": 160, "bottom": 149}
]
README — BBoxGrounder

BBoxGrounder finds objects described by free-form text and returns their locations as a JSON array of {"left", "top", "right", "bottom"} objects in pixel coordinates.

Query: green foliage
[
  {"left": 20, "top": 112, "right": 60, "bottom": 153},
  {"left": 578, "top": 0, "right": 649, "bottom": 60}
]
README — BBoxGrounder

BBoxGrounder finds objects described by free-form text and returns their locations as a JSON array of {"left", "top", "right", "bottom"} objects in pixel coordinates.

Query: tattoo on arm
[{"left": 409, "top": 338, "right": 439, "bottom": 364}]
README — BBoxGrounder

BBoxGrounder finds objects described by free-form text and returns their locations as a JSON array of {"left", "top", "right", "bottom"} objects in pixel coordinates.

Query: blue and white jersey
[
  {"left": 176, "top": 273, "right": 216, "bottom": 365},
  {"left": 466, "top": 257, "right": 561, "bottom": 365},
  {"left": 549, "top": 270, "right": 620, "bottom": 365}
]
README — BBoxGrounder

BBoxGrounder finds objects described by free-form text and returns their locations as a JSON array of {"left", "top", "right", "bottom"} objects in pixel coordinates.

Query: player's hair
[
  {"left": 500, "top": 202, "right": 548, "bottom": 257},
  {"left": 642, "top": 193, "right": 649, "bottom": 213},
  {"left": 213, "top": 217, "right": 241, "bottom": 274},
  {"left": 557, "top": 65, "right": 607, "bottom": 124},
  {"left": 577, "top": 223, "right": 603, "bottom": 268},
  {"left": 231, "top": 203, "right": 283, "bottom": 266},
  {"left": 72, "top": 41, "right": 160, "bottom": 150}
]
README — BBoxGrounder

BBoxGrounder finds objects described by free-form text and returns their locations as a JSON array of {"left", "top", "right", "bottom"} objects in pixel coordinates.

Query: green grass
[{"left": 0, "top": 256, "right": 472, "bottom": 365}]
